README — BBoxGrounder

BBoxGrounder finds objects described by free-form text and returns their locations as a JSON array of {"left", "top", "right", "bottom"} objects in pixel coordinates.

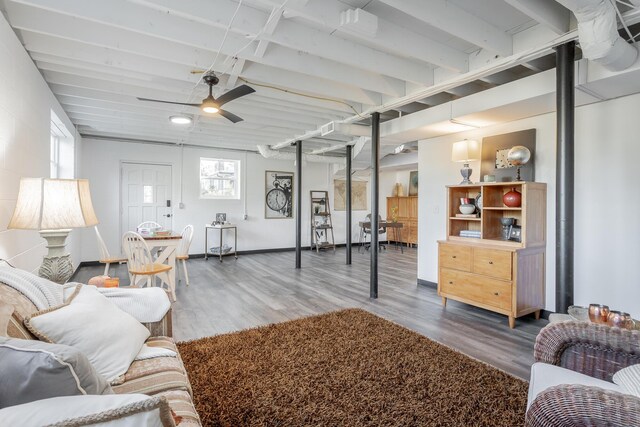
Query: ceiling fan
[{"left": 136, "top": 73, "right": 255, "bottom": 123}]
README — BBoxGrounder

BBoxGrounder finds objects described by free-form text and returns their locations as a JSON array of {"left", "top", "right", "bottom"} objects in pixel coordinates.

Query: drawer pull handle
[
  {"left": 494, "top": 292, "right": 499, "bottom": 296},
  {"left": 488, "top": 261, "right": 494, "bottom": 264},
  {"left": 449, "top": 281, "right": 453, "bottom": 284},
  {"left": 452, "top": 256, "right": 457, "bottom": 259}
]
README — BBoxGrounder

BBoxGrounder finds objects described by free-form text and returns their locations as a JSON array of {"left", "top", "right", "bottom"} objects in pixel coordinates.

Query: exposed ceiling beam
[
  {"left": 254, "top": 6, "right": 283, "bottom": 58},
  {"left": 6, "top": 0, "right": 407, "bottom": 97},
  {"left": 393, "top": 103, "right": 430, "bottom": 114},
  {"left": 226, "top": 58, "right": 246, "bottom": 89},
  {"left": 377, "top": 0, "right": 513, "bottom": 56},
  {"left": 502, "top": 0, "right": 570, "bottom": 35},
  {"left": 68, "top": 115, "right": 284, "bottom": 143},
  {"left": 29, "top": 52, "right": 355, "bottom": 116},
  {"left": 62, "top": 106, "right": 295, "bottom": 138},
  {"left": 254, "top": 0, "right": 468, "bottom": 72},
  {"left": 43, "top": 67, "right": 343, "bottom": 122},
  {"left": 41, "top": 70, "right": 329, "bottom": 127},
  {"left": 78, "top": 128, "right": 265, "bottom": 150},
  {"left": 131, "top": 0, "right": 433, "bottom": 84},
  {"left": 38, "top": 67, "right": 347, "bottom": 125},
  {"left": 49, "top": 84, "right": 316, "bottom": 131},
  {"left": 14, "top": 21, "right": 380, "bottom": 107}
]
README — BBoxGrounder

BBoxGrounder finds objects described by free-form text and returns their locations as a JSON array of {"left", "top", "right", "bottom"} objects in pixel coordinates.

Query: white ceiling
[{"left": 0, "top": 0, "right": 572, "bottom": 153}]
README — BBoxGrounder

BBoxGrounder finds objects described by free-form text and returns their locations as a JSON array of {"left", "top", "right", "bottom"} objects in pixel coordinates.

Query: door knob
[
  {"left": 452, "top": 255, "right": 457, "bottom": 259},
  {"left": 164, "top": 214, "right": 172, "bottom": 218},
  {"left": 488, "top": 261, "right": 493, "bottom": 264}
]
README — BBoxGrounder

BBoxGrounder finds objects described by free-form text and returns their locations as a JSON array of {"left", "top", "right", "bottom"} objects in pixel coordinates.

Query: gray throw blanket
[
  {"left": 0, "top": 264, "right": 170, "bottom": 322},
  {"left": 0, "top": 265, "right": 76, "bottom": 310}
]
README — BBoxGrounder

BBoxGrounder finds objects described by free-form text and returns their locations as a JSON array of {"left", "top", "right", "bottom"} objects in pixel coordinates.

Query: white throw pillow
[
  {"left": 613, "top": 364, "right": 640, "bottom": 397},
  {"left": 0, "top": 394, "right": 175, "bottom": 427},
  {"left": 25, "top": 285, "right": 150, "bottom": 382}
]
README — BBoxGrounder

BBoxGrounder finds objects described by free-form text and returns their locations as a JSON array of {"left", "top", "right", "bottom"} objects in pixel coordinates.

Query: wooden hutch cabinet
[
  {"left": 438, "top": 182, "right": 546, "bottom": 328},
  {"left": 386, "top": 196, "right": 418, "bottom": 246}
]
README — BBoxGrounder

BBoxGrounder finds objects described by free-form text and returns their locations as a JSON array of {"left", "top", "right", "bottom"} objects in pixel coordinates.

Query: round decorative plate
[{"left": 475, "top": 194, "right": 483, "bottom": 210}]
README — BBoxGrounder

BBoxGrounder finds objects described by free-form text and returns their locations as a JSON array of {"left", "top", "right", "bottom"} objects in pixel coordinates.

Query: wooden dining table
[{"left": 140, "top": 232, "right": 181, "bottom": 301}]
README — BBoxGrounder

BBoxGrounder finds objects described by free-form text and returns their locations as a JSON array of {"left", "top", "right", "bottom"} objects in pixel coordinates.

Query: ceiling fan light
[
  {"left": 201, "top": 97, "right": 219, "bottom": 114},
  {"left": 169, "top": 115, "right": 192, "bottom": 125},
  {"left": 202, "top": 106, "right": 219, "bottom": 114}
]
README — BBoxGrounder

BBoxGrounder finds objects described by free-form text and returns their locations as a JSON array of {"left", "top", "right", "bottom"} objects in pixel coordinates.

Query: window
[
  {"left": 200, "top": 157, "right": 241, "bottom": 199},
  {"left": 143, "top": 185, "right": 154, "bottom": 203},
  {"left": 50, "top": 132, "right": 60, "bottom": 179},
  {"left": 50, "top": 111, "right": 74, "bottom": 179}
]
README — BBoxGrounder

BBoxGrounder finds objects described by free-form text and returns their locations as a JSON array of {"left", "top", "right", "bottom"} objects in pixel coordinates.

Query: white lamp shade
[
  {"left": 451, "top": 140, "right": 480, "bottom": 163},
  {"left": 8, "top": 178, "right": 99, "bottom": 230}
]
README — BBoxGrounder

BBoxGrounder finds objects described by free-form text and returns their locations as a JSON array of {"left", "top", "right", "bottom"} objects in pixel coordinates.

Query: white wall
[
  {"left": 79, "top": 138, "right": 402, "bottom": 260},
  {"left": 0, "top": 14, "right": 81, "bottom": 272},
  {"left": 418, "top": 92, "right": 640, "bottom": 318}
]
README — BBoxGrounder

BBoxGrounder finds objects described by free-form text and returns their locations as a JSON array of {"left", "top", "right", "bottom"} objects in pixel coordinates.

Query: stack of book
[
  {"left": 455, "top": 213, "right": 479, "bottom": 218},
  {"left": 460, "top": 230, "right": 481, "bottom": 239}
]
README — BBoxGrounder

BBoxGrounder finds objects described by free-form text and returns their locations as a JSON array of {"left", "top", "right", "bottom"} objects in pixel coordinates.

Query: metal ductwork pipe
[
  {"left": 257, "top": 145, "right": 345, "bottom": 165},
  {"left": 555, "top": 0, "right": 638, "bottom": 71}
]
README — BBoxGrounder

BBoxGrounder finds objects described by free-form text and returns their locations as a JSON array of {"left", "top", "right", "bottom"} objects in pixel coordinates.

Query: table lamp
[
  {"left": 8, "top": 178, "right": 98, "bottom": 283},
  {"left": 451, "top": 139, "right": 480, "bottom": 184}
]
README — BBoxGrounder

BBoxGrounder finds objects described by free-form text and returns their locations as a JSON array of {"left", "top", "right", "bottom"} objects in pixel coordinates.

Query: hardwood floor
[{"left": 74, "top": 246, "right": 547, "bottom": 380}]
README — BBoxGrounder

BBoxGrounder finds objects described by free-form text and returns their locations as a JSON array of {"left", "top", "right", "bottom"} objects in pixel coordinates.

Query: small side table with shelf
[{"left": 205, "top": 224, "right": 238, "bottom": 262}]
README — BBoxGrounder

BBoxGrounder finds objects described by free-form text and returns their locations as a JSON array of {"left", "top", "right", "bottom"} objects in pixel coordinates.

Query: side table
[{"left": 204, "top": 224, "right": 238, "bottom": 262}]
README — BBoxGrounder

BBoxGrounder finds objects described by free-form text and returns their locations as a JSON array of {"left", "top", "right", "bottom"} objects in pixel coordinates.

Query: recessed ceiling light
[{"left": 170, "top": 115, "right": 192, "bottom": 125}]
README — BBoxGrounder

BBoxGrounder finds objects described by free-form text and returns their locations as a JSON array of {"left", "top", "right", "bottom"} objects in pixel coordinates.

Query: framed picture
[
  {"left": 333, "top": 180, "right": 367, "bottom": 211},
  {"left": 265, "top": 171, "right": 294, "bottom": 219},
  {"left": 408, "top": 171, "right": 418, "bottom": 196},
  {"left": 480, "top": 129, "right": 536, "bottom": 182},
  {"left": 509, "top": 225, "right": 522, "bottom": 242},
  {"left": 215, "top": 213, "right": 226, "bottom": 224}
]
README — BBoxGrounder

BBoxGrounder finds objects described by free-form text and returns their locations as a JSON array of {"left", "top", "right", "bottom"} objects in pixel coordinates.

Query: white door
[{"left": 121, "top": 163, "right": 173, "bottom": 233}]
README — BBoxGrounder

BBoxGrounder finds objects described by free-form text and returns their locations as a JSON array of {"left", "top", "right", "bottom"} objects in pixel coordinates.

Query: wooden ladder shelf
[{"left": 310, "top": 190, "right": 336, "bottom": 253}]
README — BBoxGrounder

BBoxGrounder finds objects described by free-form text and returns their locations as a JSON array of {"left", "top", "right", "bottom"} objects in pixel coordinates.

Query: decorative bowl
[
  {"left": 500, "top": 217, "right": 516, "bottom": 227},
  {"left": 459, "top": 204, "right": 476, "bottom": 215},
  {"left": 210, "top": 245, "right": 232, "bottom": 255}
]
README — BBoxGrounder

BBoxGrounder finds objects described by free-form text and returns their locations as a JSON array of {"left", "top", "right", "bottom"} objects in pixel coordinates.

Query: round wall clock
[{"left": 266, "top": 188, "right": 287, "bottom": 211}]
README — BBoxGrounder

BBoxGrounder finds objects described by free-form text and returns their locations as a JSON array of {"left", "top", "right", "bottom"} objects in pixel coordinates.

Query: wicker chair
[{"left": 525, "top": 321, "right": 640, "bottom": 426}]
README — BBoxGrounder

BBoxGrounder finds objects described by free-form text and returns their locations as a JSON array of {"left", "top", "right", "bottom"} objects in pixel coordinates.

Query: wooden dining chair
[
  {"left": 95, "top": 226, "right": 127, "bottom": 276},
  {"left": 176, "top": 225, "right": 194, "bottom": 286},
  {"left": 122, "top": 232, "right": 172, "bottom": 296}
]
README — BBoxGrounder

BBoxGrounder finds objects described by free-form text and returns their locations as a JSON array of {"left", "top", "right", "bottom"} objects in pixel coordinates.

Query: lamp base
[
  {"left": 459, "top": 163, "right": 474, "bottom": 185},
  {"left": 39, "top": 230, "right": 73, "bottom": 284}
]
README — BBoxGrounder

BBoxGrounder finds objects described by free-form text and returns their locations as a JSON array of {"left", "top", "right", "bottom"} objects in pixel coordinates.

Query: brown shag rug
[{"left": 177, "top": 309, "right": 528, "bottom": 427}]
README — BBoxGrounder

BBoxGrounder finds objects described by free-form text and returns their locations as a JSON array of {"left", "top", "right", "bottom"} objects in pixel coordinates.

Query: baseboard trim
[
  {"left": 78, "top": 243, "right": 377, "bottom": 265},
  {"left": 417, "top": 279, "right": 437, "bottom": 289},
  {"left": 540, "top": 309, "right": 553, "bottom": 320},
  {"left": 78, "top": 261, "right": 102, "bottom": 268}
]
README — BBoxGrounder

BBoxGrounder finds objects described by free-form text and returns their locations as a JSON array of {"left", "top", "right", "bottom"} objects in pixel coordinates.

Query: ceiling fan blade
[
  {"left": 215, "top": 85, "right": 255, "bottom": 107},
  {"left": 218, "top": 109, "right": 244, "bottom": 123},
  {"left": 136, "top": 97, "right": 201, "bottom": 107}
]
